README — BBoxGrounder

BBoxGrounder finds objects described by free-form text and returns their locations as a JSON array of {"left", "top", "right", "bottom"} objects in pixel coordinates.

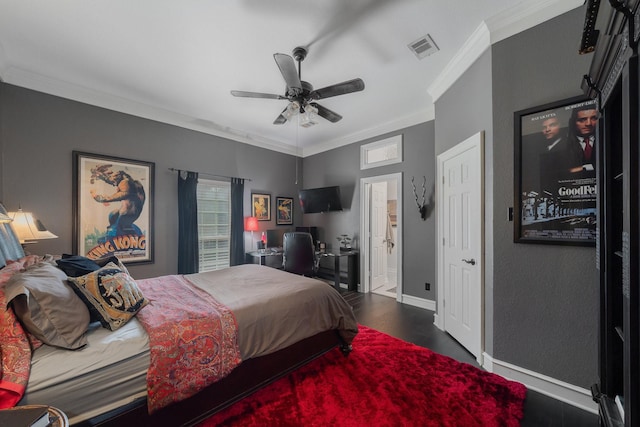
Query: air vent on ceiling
[{"left": 408, "top": 34, "right": 439, "bottom": 60}]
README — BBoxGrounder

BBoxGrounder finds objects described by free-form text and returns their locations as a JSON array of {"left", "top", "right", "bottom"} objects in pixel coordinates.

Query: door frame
[
  {"left": 434, "top": 131, "right": 484, "bottom": 363},
  {"left": 360, "top": 173, "right": 403, "bottom": 300}
]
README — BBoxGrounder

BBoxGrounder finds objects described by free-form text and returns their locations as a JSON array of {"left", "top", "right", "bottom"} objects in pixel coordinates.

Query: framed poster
[
  {"left": 276, "top": 197, "right": 293, "bottom": 225},
  {"left": 251, "top": 193, "right": 271, "bottom": 221},
  {"left": 73, "top": 151, "right": 154, "bottom": 263},
  {"left": 514, "top": 96, "right": 598, "bottom": 245}
]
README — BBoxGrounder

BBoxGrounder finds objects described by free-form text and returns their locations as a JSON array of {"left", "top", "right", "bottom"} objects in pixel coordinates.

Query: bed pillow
[
  {"left": 67, "top": 263, "right": 147, "bottom": 331},
  {"left": 56, "top": 254, "right": 130, "bottom": 277},
  {"left": 55, "top": 255, "right": 102, "bottom": 277},
  {"left": 4, "top": 262, "right": 90, "bottom": 350}
]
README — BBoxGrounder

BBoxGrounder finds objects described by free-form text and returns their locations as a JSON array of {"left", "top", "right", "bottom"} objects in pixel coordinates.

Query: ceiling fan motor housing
[
  {"left": 292, "top": 46, "right": 308, "bottom": 62},
  {"left": 288, "top": 80, "right": 314, "bottom": 100}
]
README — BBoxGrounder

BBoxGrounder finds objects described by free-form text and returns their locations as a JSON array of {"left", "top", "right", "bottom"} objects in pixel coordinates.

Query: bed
[{"left": 0, "top": 207, "right": 359, "bottom": 426}]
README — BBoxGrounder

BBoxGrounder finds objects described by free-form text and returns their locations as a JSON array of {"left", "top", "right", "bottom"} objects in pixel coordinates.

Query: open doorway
[{"left": 360, "top": 173, "right": 402, "bottom": 301}]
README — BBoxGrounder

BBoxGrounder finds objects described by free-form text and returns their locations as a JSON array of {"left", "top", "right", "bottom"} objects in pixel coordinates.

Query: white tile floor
[{"left": 372, "top": 280, "right": 397, "bottom": 298}]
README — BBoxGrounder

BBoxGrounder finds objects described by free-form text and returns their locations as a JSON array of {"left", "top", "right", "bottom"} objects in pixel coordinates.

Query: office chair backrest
[{"left": 282, "top": 232, "right": 316, "bottom": 277}]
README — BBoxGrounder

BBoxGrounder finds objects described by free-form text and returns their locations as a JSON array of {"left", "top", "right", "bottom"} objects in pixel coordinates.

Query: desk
[
  {"left": 246, "top": 250, "right": 283, "bottom": 269},
  {"left": 320, "top": 251, "right": 358, "bottom": 291}
]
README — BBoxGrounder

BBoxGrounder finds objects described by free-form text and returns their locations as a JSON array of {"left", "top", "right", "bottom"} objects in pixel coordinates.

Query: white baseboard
[
  {"left": 483, "top": 353, "right": 598, "bottom": 415},
  {"left": 407, "top": 302, "right": 596, "bottom": 415},
  {"left": 400, "top": 294, "right": 436, "bottom": 311},
  {"left": 433, "top": 313, "right": 443, "bottom": 330}
]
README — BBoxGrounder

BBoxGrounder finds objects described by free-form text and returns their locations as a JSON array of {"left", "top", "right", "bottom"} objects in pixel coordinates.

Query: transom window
[{"left": 196, "top": 179, "right": 230, "bottom": 272}]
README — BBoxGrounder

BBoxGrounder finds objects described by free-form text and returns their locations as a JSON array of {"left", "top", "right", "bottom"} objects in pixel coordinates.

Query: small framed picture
[
  {"left": 276, "top": 197, "right": 294, "bottom": 225},
  {"left": 251, "top": 193, "right": 271, "bottom": 221}
]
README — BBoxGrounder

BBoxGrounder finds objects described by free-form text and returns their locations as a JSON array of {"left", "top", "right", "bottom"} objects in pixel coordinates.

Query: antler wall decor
[{"left": 411, "top": 176, "right": 428, "bottom": 220}]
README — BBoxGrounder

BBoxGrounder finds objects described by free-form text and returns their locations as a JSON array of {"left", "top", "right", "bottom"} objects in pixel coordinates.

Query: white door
[
  {"left": 360, "top": 173, "right": 402, "bottom": 300},
  {"left": 437, "top": 132, "right": 483, "bottom": 361},
  {"left": 371, "top": 182, "right": 388, "bottom": 290}
]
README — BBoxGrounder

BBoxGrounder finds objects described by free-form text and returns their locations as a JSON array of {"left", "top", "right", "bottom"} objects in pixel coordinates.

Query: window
[
  {"left": 360, "top": 135, "right": 403, "bottom": 170},
  {"left": 196, "top": 179, "right": 230, "bottom": 272}
]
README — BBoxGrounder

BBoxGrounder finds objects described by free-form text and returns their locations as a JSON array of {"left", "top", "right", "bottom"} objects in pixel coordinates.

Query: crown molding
[
  {"left": 2, "top": 1, "right": 583, "bottom": 156},
  {"left": 486, "top": 0, "right": 584, "bottom": 44},
  {"left": 1, "top": 66, "right": 299, "bottom": 156},
  {"left": 3, "top": 65, "right": 431, "bottom": 158},
  {"left": 427, "top": 22, "right": 491, "bottom": 102},
  {"left": 428, "top": 0, "right": 584, "bottom": 102},
  {"left": 302, "top": 107, "right": 434, "bottom": 158}
]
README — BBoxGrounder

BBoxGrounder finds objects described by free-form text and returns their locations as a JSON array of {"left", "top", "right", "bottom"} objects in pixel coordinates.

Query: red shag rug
[{"left": 198, "top": 326, "right": 527, "bottom": 427}]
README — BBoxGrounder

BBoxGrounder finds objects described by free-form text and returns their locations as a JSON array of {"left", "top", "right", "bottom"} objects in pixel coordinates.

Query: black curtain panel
[
  {"left": 177, "top": 171, "right": 199, "bottom": 274},
  {"left": 229, "top": 177, "right": 245, "bottom": 266}
]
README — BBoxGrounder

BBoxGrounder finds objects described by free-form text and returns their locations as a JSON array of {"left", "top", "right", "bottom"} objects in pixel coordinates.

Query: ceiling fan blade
[
  {"left": 231, "top": 90, "right": 286, "bottom": 100},
  {"left": 273, "top": 108, "right": 288, "bottom": 125},
  {"left": 309, "top": 78, "right": 364, "bottom": 100},
  {"left": 274, "top": 53, "right": 302, "bottom": 95},
  {"left": 310, "top": 102, "right": 342, "bottom": 123}
]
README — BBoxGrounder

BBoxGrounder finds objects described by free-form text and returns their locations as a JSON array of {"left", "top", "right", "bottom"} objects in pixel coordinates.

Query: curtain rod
[{"left": 168, "top": 168, "right": 252, "bottom": 182}]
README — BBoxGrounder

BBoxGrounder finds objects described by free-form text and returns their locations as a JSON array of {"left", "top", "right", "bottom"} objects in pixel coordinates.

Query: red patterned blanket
[
  {"left": 136, "top": 275, "right": 241, "bottom": 413},
  {"left": 0, "top": 257, "right": 43, "bottom": 409},
  {"left": 0, "top": 262, "right": 31, "bottom": 409}
]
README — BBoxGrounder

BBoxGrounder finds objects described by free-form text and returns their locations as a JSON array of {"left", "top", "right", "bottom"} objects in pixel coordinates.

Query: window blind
[{"left": 197, "top": 179, "right": 231, "bottom": 272}]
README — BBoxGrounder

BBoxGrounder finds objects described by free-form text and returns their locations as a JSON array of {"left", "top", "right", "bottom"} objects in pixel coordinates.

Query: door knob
[{"left": 462, "top": 258, "right": 476, "bottom": 265}]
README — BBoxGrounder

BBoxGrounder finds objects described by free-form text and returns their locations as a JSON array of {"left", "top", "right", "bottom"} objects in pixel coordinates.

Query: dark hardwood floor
[{"left": 341, "top": 290, "right": 598, "bottom": 427}]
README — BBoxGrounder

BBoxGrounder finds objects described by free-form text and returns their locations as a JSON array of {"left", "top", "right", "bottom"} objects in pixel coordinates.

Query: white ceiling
[{"left": 0, "top": 0, "right": 582, "bottom": 156}]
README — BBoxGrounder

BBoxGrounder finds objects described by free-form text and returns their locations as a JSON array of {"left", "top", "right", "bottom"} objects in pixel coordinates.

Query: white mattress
[{"left": 19, "top": 318, "right": 150, "bottom": 424}]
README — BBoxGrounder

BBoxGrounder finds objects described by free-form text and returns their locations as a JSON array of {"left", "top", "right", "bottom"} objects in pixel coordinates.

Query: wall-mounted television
[{"left": 298, "top": 186, "right": 343, "bottom": 214}]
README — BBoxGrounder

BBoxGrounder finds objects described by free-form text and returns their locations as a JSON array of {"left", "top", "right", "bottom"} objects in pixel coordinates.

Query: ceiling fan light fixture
[
  {"left": 299, "top": 104, "right": 319, "bottom": 128},
  {"left": 283, "top": 101, "right": 300, "bottom": 120}
]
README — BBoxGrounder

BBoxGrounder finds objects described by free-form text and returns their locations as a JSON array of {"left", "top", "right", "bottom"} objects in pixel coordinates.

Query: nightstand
[{"left": 0, "top": 405, "right": 69, "bottom": 427}]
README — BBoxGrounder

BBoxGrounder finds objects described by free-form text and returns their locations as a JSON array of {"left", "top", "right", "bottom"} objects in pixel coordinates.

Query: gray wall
[
  {"left": 0, "top": 84, "right": 301, "bottom": 279},
  {"left": 435, "top": 4, "right": 598, "bottom": 388},
  {"left": 303, "top": 122, "right": 436, "bottom": 299},
  {"left": 435, "top": 7, "right": 597, "bottom": 388},
  {"left": 435, "top": 48, "right": 495, "bottom": 355},
  {"left": 490, "top": 7, "right": 598, "bottom": 388}
]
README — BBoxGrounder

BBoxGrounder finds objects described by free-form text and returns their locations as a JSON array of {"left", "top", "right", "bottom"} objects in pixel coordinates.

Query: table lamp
[
  {"left": 245, "top": 216, "right": 259, "bottom": 250},
  {"left": 8, "top": 208, "right": 58, "bottom": 245}
]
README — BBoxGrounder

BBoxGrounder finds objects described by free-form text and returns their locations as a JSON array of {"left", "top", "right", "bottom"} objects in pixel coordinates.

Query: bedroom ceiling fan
[{"left": 231, "top": 46, "right": 364, "bottom": 127}]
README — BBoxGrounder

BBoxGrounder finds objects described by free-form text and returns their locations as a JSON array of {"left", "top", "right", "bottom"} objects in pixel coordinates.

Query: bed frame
[
  {"left": 0, "top": 203, "right": 352, "bottom": 426},
  {"left": 76, "top": 329, "right": 350, "bottom": 427}
]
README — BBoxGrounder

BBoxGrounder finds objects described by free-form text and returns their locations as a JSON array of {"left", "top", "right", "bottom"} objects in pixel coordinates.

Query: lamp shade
[
  {"left": 245, "top": 216, "right": 259, "bottom": 232},
  {"left": 8, "top": 209, "right": 58, "bottom": 244}
]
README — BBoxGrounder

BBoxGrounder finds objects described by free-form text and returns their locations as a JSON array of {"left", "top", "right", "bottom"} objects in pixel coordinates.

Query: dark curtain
[
  {"left": 229, "top": 177, "right": 245, "bottom": 266},
  {"left": 178, "top": 171, "right": 199, "bottom": 274}
]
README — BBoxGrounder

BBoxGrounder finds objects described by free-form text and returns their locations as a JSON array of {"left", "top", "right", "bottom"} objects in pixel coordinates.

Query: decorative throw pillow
[
  {"left": 67, "top": 263, "right": 147, "bottom": 331},
  {"left": 95, "top": 255, "right": 130, "bottom": 276},
  {"left": 4, "top": 262, "right": 90, "bottom": 350}
]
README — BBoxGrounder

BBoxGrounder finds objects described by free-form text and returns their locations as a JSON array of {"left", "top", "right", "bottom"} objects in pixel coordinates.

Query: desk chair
[{"left": 282, "top": 232, "right": 318, "bottom": 277}]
